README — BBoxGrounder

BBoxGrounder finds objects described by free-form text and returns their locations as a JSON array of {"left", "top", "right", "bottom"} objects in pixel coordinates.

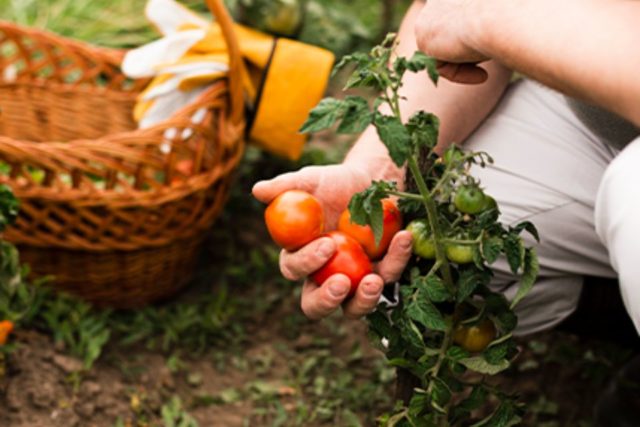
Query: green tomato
[
  {"left": 454, "top": 185, "right": 487, "bottom": 215},
  {"left": 406, "top": 219, "right": 436, "bottom": 259},
  {"left": 445, "top": 243, "right": 475, "bottom": 264}
]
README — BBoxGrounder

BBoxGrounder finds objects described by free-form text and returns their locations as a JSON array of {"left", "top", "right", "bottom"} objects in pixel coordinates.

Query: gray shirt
[{"left": 566, "top": 97, "right": 639, "bottom": 150}]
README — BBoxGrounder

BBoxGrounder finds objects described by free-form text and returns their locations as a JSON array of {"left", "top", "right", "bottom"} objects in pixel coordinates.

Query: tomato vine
[{"left": 301, "top": 35, "right": 540, "bottom": 426}]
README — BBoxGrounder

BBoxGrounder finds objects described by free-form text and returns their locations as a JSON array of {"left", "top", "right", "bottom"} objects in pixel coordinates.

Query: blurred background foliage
[{"left": 0, "top": 0, "right": 413, "bottom": 55}]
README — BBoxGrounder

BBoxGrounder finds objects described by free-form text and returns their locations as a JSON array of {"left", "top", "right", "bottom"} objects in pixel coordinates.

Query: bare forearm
[
  {"left": 466, "top": 0, "right": 640, "bottom": 125},
  {"left": 344, "top": 1, "right": 512, "bottom": 185}
]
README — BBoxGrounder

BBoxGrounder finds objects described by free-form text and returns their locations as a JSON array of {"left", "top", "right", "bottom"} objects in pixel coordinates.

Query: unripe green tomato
[
  {"left": 453, "top": 319, "right": 497, "bottom": 353},
  {"left": 406, "top": 219, "right": 436, "bottom": 259},
  {"left": 445, "top": 243, "right": 475, "bottom": 264},
  {"left": 454, "top": 185, "right": 487, "bottom": 215}
]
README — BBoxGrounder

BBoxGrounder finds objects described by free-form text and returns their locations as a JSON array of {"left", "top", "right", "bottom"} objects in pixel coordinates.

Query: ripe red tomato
[
  {"left": 265, "top": 190, "right": 324, "bottom": 251},
  {"left": 337, "top": 199, "right": 402, "bottom": 260},
  {"left": 453, "top": 319, "right": 496, "bottom": 353},
  {"left": 311, "top": 231, "right": 373, "bottom": 297}
]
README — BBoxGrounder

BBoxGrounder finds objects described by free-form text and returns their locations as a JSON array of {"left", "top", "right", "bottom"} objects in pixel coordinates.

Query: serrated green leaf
[
  {"left": 406, "top": 296, "right": 447, "bottom": 331},
  {"left": 470, "top": 401, "right": 522, "bottom": 427},
  {"left": 406, "top": 51, "right": 439, "bottom": 85},
  {"left": 430, "top": 377, "right": 452, "bottom": 408},
  {"left": 337, "top": 96, "right": 373, "bottom": 134},
  {"left": 481, "top": 236, "right": 503, "bottom": 264},
  {"left": 483, "top": 340, "right": 511, "bottom": 365},
  {"left": 401, "top": 319, "right": 427, "bottom": 351},
  {"left": 460, "top": 357, "right": 510, "bottom": 375},
  {"left": 510, "top": 248, "right": 539, "bottom": 309},
  {"left": 513, "top": 221, "right": 540, "bottom": 242},
  {"left": 446, "top": 346, "right": 470, "bottom": 362},
  {"left": 406, "top": 111, "right": 439, "bottom": 150},
  {"left": 455, "top": 386, "right": 488, "bottom": 416},
  {"left": 503, "top": 235, "right": 525, "bottom": 274},
  {"left": 456, "top": 268, "right": 491, "bottom": 303},
  {"left": 374, "top": 113, "right": 412, "bottom": 167},
  {"left": 299, "top": 98, "right": 345, "bottom": 133},
  {"left": 416, "top": 275, "right": 450, "bottom": 303},
  {"left": 408, "top": 391, "right": 429, "bottom": 418},
  {"left": 0, "top": 184, "right": 19, "bottom": 232}
]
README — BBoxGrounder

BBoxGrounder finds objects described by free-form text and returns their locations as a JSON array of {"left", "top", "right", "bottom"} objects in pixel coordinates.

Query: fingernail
[
  {"left": 329, "top": 281, "right": 350, "bottom": 298},
  {"left": 400, "top": 237, "right": 412, "bottom": 250},
  {"left": 318, "top": 240, "right": 334, "bottom": 257},
  {"left": 363, "top": 280, "right": 382, "bottom": 297}
]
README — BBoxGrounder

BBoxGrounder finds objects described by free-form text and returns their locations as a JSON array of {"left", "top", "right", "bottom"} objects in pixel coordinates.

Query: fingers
[
  {"left": 342, "top": 274, "right": 384, "bottom": 319},
  {"left": 436, "top": 62, "right": 488, "bottom": 84},
  {"left": 279, "top": 237, "right": 336, "bottom": 281},
  {"left": 252, "top": 169, "right": 315, "bottom": 203},
  {"left": 300, "top": 274, "right": 352, "bottom": 320},
  {"left": 376, "top": 230, "right": 413, "bottom": 282}
]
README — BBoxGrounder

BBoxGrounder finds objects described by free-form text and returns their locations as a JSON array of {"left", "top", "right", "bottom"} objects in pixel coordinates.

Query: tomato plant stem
[
  {"left": 387, "top": 190, "right": 423, "bottom": 201},
  {"left": 406, "top": 156, "right": 454, "bottom": 290}
]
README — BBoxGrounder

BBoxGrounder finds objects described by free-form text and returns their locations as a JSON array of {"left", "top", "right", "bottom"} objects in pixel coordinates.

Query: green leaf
[
  {"left": 408, "top": 391, "right": 429, "bottom": 418},
  {"left": 456, "top": 268, "right": 491, "bottom": 303},
  {"left": 374, "top": 113, "right": 412, "bottom": 167},
  {"left": 430, "top": 377, "right": 452, "bottom": 408},
  {"left": 503, "top": 235, "right": 525, "bottom": 275},
  {"left": 406, "top": 51, "right": 439, "bottom": 85},
  {"left": 348, "top": 181, "right": 397, "bottom": 245},
  {"left": 513, "top": 221, "right": 539, "bottom": 242},
  {"left": 446, "top": 346, "right": 470, "bottom": 362},
  {"left": 416, "top": 275, "right": 450, "bottom": 303},
  {"left": 401, "top": 319, "right": 427, "bottom": 351},
  {"left": 481, "top": 236, "right": 503, "bottom": 264},
  {"left": 455, "top": 386, "right": 488, "bottom": 416},
  {"left": 299, "top": 98, "right": 345, "bottom": 133},
  {"left": 406, "top": 296, "right": 447, "bottom": 332},
  {"left": 406, "top": 112, "right": 439, "bottom": 150},
  {"left": 470, "top": 401, "right": 522, "bottom": 427},
  {"left": 337, "top": 96, "right": 373, "bottom": 134},
  {"left": 483, "top": 340, "right": 511, "bottom": 365},
  {"left": 510, "top": 248, "right": 539, "bottom": 309},
  {"left": 460, "top": 357, "right": 510, "bottom": 375}
]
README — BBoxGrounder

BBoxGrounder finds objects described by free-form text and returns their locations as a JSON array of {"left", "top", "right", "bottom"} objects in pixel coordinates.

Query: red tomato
[
  {"left": 311, "top": 231, "right": 373, "bottom": 297},
  {"left": 337, "top": 199, "right": 402, "bottom": 260},
  {"left": 265, "top": 190, "right": 324, "bottom": 251}
]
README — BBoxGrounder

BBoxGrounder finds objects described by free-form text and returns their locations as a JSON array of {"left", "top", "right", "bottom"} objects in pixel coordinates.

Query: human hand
[
  {"left": 252, "top": 164, "right": 413, "bottom": 319},
  {"left": 414, "top": 0, "right": 490, "bottom": 84}
]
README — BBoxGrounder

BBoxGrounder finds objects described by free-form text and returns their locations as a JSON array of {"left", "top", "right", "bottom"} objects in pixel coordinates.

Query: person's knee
[{"left": 596, "top": 137, "right": 640, "bottom": 254}]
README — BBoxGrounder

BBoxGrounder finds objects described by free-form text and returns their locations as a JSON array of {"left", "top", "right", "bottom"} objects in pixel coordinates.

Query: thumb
[{"left": 252, "top": 169, "right": 315, "bottom": 203}]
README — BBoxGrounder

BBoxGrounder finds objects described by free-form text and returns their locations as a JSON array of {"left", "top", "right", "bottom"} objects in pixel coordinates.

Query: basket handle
[{"left": 205, "top": 0, "right": 245, "bottom": 126}]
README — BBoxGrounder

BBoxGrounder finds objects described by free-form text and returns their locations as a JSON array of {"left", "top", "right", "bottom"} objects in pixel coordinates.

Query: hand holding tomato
[{"left": 253, "top": 165, "right": 413, "bottom": 320}]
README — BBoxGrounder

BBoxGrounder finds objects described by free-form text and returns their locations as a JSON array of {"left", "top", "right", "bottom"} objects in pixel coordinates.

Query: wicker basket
[{"left": 0, "top": 0, "right": 245, "bottom": 308}]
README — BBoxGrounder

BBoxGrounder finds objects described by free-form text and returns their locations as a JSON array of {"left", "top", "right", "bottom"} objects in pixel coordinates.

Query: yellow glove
[{"left": 122, "top": 0, "right": 334, "bottom": 160}]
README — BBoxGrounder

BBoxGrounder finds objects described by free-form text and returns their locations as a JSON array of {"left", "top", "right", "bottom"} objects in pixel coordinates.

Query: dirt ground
[{"left": 1, "top": 292, "right": 636, "bottom": 427}]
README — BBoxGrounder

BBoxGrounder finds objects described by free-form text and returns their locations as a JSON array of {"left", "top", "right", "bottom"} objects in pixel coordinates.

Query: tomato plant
[
  {"left": 338, "top": 198, "right": 402, "bottom": 259},
  {"left": 310, "top": 231, "right": 373, "bottom": 297},
  {"left": 264, "top": 190, "right": 324, "bottom": 251},
  {"left": 301, "top": 35, "right": 539, "bottom": 426}
]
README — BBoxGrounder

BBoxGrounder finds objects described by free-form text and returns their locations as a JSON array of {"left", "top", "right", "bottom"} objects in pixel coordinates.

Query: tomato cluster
[{"left": 264, "top": 190, "right": 403, "bottom": 296}]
